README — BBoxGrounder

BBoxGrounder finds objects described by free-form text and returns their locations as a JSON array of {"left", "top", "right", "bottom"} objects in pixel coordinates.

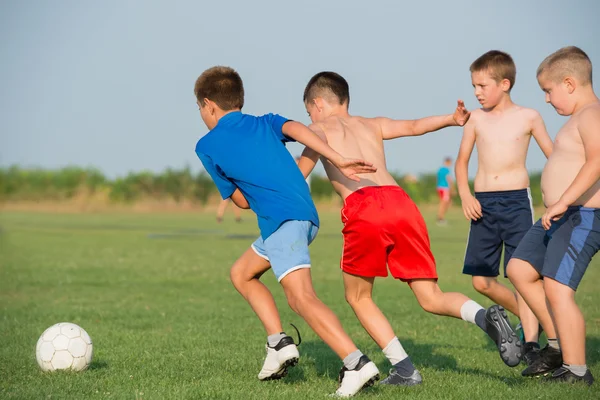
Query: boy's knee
[
  {"left": 418, "top": 298, "right": 436, "bottom": 314},
  {"left": 285, "top": 288, "right": 317, "bottom": 314},
  {"left": 414, "top": 291, "right": 438, "bottom": 313},
  {"left": 229, "top": 264, "right": 244, "bottom": 288},
  {"left": 344, "top": 290, "right": 371, "bottom": 308},
  {"left": 472, "top": 276, "right": 495, "bottom": 294}
]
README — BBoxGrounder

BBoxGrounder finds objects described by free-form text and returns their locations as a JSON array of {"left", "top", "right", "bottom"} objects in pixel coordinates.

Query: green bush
[{"left": 0, "top": 165, "right": 544, "bottom": 206}]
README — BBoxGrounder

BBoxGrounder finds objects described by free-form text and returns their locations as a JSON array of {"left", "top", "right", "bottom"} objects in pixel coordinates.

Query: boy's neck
[
  {"left": 485, "top": 95, "right": 514, "bottom": 114},
  {"left": 326, "top": 106, "right": 350, "bottom": 119},
  {"left": 216, "top": 108, "right": 242, "bottom": 121},
  {"left": 572, "top": 88, "right": 600, "bottom": 114}
]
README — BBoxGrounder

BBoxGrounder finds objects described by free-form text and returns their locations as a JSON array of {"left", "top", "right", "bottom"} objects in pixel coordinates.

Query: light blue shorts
[{"left": 251, "top": 220, "right": 319, "bottom": 282}]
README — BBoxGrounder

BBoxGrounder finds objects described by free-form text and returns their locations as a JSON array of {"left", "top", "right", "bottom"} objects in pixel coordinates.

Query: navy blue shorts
[
  {"left": 463, "top": 189, "right": 534, "bottom": 278},
  {"left": 511, "top": 206, "right": 600, "bottom": 291}
]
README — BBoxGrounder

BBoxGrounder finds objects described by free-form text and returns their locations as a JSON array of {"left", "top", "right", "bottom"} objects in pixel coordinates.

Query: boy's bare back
[
  {"left": 309, "top": 116, "right": 398, "bottom": 200},
  {"left": 542, "top": 102, "right": 600, "bottom": 207},
  {"left": 461, "top": 105, "right": 552, "bottom": 192}
]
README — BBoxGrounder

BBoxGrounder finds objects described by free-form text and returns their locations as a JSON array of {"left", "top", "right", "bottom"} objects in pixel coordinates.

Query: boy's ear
[
  {"left": 204, "top": 98, "right": 217, "bottom": 114},
  {"left": 500, "top": 78, "right": 511, "bottom": 92},
  {"left": 313, "top": 97, "right": 325, "bottom": 111},
  {"left": 564, "top": 77, "right": 576, "bottom": 94}
]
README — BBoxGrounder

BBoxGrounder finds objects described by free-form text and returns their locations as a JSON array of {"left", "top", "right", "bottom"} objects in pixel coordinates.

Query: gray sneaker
[{"left": 380, "top": 369, "right": 423, "bottom": 386}]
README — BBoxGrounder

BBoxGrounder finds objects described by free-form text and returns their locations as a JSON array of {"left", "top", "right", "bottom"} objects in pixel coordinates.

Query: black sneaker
[
  {"left": 546, "top": 366, "right": 594, "bottom": 386},
  {"left": 521, "top": 344, "right": 562, "bottom": 377},
  {"left": 380, "top": 368, "right": 423, "bottom": 386},
  {"left": 335, "top": 355, "right": 380, "bottom": 397},
  {"left": 485, "top": 305, "right": 522, "bottom": 367},
  {"left": 522, "top": 342, "right": 541, "bottom": 366}
]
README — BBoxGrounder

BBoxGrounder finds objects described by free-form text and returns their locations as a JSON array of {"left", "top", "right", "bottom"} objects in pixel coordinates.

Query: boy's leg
[
  {"left": 237, "top": 241, "right": 300, "bottom": 381},
  {"left": 499, "top": 190, "right": 541, "bottom": 345},
  {"left": 409, "top": 279, "right": 471, "bottom": 318},
  {"left": 230, "top": 247, "right": 282, "bottom": 335},
  {"left": 281, "top": 269, "right": 357, "bottom": 359},
  {"left": 233, "top": 203, "right": 242, "bottom": 222},
  {"left": 342, "top": 273, "right": 395, "bottom": 348},
  {"left": 506, "top": 259, "right": 556, "bottom": 337},
  {"left": 436, "top": 189, "right": 450, "bottom": 223},
  {"left": 544, "top": 278, "right": 585, "bottom": 365},
  {"left": 216, "top": 199, "right": 228, "bottom": 222},
  {"left": 471, "top": 276, "right": 520, "bottom": 317},
  {"left": 535, "top": 208, "right": 599, "bottom": 384},
  {"left": 280, "top": 268, "right": 380, "bottom": 395},
  {"left": 408, "top": 278, "right": 522, "bottom": 367},
  {"left": 463, "top": 203, "right": 519, "bottom": 314},
  {"left": 268, "top": 220, "right": 379, "bottom": 396},
  {"left": 342, "top": 272, "right": 421, "bottom": 385},
  {"left": 516, "top": 290, "right": 542, "bottom": 365},
  {"left": 507, "top": 219, "right": 564, "bottom": 376}
]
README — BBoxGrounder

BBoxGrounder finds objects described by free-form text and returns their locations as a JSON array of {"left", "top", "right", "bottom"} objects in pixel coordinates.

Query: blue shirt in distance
[
  {"left": 437, "top": 166, "right": 451, "bottom": 188},
  {"left": 195, "top": 111, "right": 319, "bottom": 240}
]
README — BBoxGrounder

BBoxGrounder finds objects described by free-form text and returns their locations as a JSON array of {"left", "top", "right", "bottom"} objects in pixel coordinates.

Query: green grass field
[{"left": 1, "top": 209, "right": 599, "bottom": 399}]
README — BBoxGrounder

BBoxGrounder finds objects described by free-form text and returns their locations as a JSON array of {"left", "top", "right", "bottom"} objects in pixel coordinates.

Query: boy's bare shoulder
[
  {"left": 577, "top": 102, "right": 600, "bottom": 131},
  {"left": 515, "top": 105, "right": 543, "bottom": 121}
]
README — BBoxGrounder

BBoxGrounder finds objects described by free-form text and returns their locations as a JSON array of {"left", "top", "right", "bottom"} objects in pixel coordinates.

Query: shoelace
[{"left": 289, "top": 323, "right": 302, "bottom": 346}]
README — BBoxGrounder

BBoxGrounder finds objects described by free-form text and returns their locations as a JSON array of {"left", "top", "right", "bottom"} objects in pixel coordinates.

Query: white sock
[
  {"left": 343, "top": 350, "right": 363, "bottom": 370},
  {"left": 382, "top": 337, "right": 408, "bottom": 365},
  {"left": 460, "top": 300, "right": 485, "bottom": 324}
]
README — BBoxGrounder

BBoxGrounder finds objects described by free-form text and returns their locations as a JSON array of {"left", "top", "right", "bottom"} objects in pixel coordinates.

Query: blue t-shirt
[
  {"left": 437, "top": 166, "right": 451, "bottom": 188},
  {"left": 195, "top": 111, "right": 319, "bottom": 240}
]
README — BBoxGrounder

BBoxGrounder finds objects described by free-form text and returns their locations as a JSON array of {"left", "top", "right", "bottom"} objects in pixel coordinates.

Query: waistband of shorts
[
  {"left": 344, "top": 185, "right": 403, "bottom": 205},
  {"left": 474, "top": 188, "right": 530, "bottom": 199},
  {"left": 568, "top": 205, "right": 600, "bottom": 212}
]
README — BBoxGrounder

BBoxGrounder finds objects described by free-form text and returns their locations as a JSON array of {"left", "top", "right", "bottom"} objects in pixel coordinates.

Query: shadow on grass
[
  {"left": 586, "top": 336, "right": 600, "bottom": 367},
  {"left": 88, "top": 360, "right": 109, "bottom": 370},
  {"left": 296, "top": 338, "right": 528, "bottom": 388}
]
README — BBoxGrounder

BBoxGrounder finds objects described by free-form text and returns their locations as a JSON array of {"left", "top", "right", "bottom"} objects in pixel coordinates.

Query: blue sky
[{"left": 1, "top": 0, "right": 599, "bottom": 178}]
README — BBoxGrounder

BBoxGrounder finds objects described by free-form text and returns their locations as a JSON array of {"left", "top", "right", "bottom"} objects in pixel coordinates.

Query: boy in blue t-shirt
[
  {"left": 436, "top": 157, "right": 454, "bottom": 225},
  {"left": 194, "top": 66, "right": 380, "bottom": 397}
]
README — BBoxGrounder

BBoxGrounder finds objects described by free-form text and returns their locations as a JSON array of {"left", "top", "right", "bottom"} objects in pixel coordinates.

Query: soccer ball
[{"left": 35, "top": 322, "right": 93, "bottom": 371}]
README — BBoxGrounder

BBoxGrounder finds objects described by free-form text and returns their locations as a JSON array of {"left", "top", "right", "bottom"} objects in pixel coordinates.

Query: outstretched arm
[
  {"left": 282, "top": 121, "right": 376, "bottom": 181},
  {"left": 377, "top": 100, "right": 470, "bottom": 140},
  {"left": 531, "top": 112, "right": 553, "bottom": 158},
  {"left": 542, "top": 109, "right": 600, "bottom": 229},
  {"left": 455, "top": 118, "right": 482, "bottom": 220},
  {"left": 296, "top": 124, "right": 326, "bottom": 178}
]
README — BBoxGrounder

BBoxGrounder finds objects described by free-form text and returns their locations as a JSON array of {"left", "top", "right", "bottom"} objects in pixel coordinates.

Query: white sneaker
[
  {"left": 334, "top": 355, "right": 380, "bottom": 397},
  {"left": 257, "top": 336, "right": 299, "bottom": 380}
]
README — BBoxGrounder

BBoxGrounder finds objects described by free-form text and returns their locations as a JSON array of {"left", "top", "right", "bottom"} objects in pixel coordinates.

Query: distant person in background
[
  {"left": 216, "top": 198, "right": 242, "bottom": 223},
  {"left": 436, "top": 157, "right": 454, "bottom": 225}
]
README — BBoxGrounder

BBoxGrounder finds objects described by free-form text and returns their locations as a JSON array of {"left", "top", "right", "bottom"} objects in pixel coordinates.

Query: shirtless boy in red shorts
[{"left": 297, "top": 72, "right": 523, "bottom": 386}]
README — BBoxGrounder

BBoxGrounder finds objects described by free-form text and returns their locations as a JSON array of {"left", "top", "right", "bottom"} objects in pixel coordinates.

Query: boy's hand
[
  {"left": 461, "top": 193, "right": 482, "bottom": 221},
  {"left": 542, "top": 200, "right": 568, "bottom": 230},
  {"left": 333, "top": 158, "right": 377, "bottom": 182},
  {"left": 453, "top": 100, "right": 471, "bottom": 126}
]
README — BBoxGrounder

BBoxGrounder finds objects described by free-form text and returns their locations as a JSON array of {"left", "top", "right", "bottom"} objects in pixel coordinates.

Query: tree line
[{"left": 0, "top": 166, "right": 544, "bottom": 206}]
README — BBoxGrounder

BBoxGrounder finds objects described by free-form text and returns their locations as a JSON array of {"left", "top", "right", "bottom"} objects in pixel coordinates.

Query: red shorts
[
  {"left": 341, "top": 186, "right": 437, "bottom": 281},
  {"left": 437, "top": 187, "right": 450, "bottom": 201}
]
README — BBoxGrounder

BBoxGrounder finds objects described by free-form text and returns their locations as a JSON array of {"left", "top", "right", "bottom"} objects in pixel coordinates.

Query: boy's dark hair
[
  {"left": 444, "top": 157, "right": 452, "bottom": 164},
  {"left": 537, "top": 46, "right": 593, "bottom": 86},
  {"left": 470, "top": 50, "right": 517, "bottom": 91},
  {"left": 194, "top": 66, "right": 244, "bottom": 110},
  {"left": 303, "top": 72, "right": 350, "bottom": 106}
]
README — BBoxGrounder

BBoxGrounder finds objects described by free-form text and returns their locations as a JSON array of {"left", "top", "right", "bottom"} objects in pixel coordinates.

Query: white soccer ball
[{"left": 35, "top": 322, "right": 93, "bottom": 372}]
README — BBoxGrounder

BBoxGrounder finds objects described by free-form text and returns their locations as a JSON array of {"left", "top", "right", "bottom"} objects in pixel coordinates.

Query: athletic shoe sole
[
  {"left": 486, "top": 305, "right": 522, "bottom": 367},
  {"left": 260, "top": 357, "right": 299, "bottom": 381}
]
